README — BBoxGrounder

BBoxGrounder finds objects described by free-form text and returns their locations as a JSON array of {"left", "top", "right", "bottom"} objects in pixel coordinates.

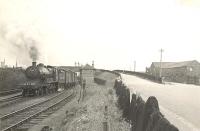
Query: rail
[
  {"left": 0, "top": 90, "right": 67, "bottom": 120},
  {"left": 0, "top": 94, "right": 22, "bottom": 108},
  {"left": 1, "top": 89, "right": 75, "bottom": 131},
  {"left": 0, "top": 89, "right": 22, "bottom": 96},
  {"left": 0, "top": 93, "right": 22, "bottom": 102}
]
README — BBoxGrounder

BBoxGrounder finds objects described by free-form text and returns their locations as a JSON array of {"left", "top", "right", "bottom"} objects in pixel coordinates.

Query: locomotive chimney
[{"left": 32, "top": 61, "right": 36, "bottom": 67}]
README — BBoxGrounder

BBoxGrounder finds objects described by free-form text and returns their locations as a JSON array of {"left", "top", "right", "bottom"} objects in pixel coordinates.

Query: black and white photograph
[{"left": 0, "top": 0, "right": 200, "bottom": 131}]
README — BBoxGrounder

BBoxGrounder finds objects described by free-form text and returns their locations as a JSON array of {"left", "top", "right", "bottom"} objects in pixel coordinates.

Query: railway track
[
  {"left": 0, "top": 89, "right": 22, "bottom": 96},
  {"left": 0, "top": 93, "right": 22, "bottom": 108},
  {"left": 0, "top": 88, "right": 76, "bottom": 131}
]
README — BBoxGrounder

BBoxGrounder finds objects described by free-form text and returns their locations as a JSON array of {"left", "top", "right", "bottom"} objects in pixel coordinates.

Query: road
[{"left": 121, "top": 74, "right": 200, "bottom": 131}]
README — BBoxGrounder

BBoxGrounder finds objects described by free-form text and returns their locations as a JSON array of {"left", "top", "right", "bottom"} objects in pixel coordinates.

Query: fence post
[{"left": 103, "top": 106, "right": 109, "bottom": 131}]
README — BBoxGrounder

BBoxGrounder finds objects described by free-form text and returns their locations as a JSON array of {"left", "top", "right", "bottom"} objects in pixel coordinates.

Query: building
[
  {"left": 146, "top": 60, "right": 200, "bottom": 84},
  {"left": 0, "top": 59, "right": 7, "bottom": 68},
  {"left": 59, "top": 66, "right": 81, "bottom": 73},
  {"left": 80, "top": 64, "right": 95, "bottom": 85}
]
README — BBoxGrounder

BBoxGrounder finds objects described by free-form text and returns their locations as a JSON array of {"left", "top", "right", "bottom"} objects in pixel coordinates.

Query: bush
[{"left": 0, "top": 68, "right": 27, "bottom": 91}]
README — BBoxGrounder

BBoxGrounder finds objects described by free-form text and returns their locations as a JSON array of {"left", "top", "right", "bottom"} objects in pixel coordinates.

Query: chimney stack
[
  {"left": 92, "top": 60, "right": 94, "bottom": 67},
  {"left": 32, "top": 61, "right": 36, "bottom": 67}
]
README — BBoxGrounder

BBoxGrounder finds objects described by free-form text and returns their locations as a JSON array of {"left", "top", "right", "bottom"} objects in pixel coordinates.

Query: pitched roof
[
  {"left": 59, "top": 66, "right": 81, "bottom": 72},
  {"left": 82, "top": 64, "right": 94, "bottom": 69},
  {"left": 152, "top": 60, "right": 199, "bottom": 68}
]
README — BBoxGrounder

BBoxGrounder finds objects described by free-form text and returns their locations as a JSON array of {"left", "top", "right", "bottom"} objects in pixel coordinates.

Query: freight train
[{"left": 20, "top": 62, "right": 77, "bottom": 96}]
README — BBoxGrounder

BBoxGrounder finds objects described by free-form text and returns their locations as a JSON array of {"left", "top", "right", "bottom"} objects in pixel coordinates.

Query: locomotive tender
[{"left": 21, "top": 62, "right": 77, "bottom": 96}]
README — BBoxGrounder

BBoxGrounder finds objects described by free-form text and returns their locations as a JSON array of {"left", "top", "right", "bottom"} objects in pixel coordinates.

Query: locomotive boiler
[{"left": 20, "top": 62, "right": 77, "bottom": 96}]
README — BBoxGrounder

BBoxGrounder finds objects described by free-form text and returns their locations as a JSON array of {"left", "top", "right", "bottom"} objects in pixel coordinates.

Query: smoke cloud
[
  {"left": 29, "top": 45, "right": 39, "bottom": 62},
  {"left": 0, "top": 24, "right": 40, "bottom": 64}
]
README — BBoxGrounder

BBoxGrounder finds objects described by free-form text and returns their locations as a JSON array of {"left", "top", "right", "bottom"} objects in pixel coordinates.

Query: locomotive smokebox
[{"left": 32, "top": 61, "right": 37, "bottom": 67}]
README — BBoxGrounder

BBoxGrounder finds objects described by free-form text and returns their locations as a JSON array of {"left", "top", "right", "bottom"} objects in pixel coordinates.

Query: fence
[{"left": 114, "top": 70, "right": 162, "bottom": 83}]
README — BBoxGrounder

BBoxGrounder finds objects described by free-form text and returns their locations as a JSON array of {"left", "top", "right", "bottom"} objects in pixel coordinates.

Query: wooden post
[
  {"left": 103, "top": 122, "right": 108, "bottom": 131},
  {"left": 0, "top": 118, "right": 1, "bottom": 131},
  {"left": 103, "top": 106, "right": 109, "bottom": 131},
  {"left": 65, "top": 71, "right": 67, "bottom": 88},
  {"left": 159, "top": 48, "right": 164, "bottom": 78}
]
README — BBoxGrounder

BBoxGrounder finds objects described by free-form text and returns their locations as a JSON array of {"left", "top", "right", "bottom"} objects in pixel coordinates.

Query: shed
[
  {"left": 80, "top": 64, "right": 95, "bottom": 85},
  {"left": 147, "top": 60, "right": 200, "bottom": 84}
]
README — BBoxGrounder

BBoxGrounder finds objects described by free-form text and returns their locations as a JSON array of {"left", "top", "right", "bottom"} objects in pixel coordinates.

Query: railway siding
[
  {"left": 0, "top": 89, "right": 75, "bottom": 131},
  {"left": 0, "top": 93, "right": 22, "bottom": 103},
  {"left": 0, "top": 89, "right": 22, "bottom": 97},
  {"left": 0, "top": 93, "right": 22, "bottom": 108},
  {"left": 0, "top": 91, "right": 66, "bottom": 117}
]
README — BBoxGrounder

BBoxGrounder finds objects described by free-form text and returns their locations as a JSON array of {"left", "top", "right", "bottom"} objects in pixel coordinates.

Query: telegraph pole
[
  {"left": 159, "top": 48, "right": 164, "bottom": 78},
  {"left": 16, "top": 59, "right": 18, "bottom": 68},
  {"left": 134, "top": 61, "right": 136, "bottom": 72}
]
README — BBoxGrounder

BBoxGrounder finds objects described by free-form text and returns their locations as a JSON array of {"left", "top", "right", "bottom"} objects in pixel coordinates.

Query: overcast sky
[{"left": 0, "top": 0, "right": 200, "bottom": 71}]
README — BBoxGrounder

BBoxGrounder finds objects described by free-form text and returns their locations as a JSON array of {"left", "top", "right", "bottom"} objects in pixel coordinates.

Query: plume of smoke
[
  {"left": 0, "top": 24, "right": 40, "bottom": 64},
  {"left": 29, "top": 45, "right": 39, "bottom": 62}
]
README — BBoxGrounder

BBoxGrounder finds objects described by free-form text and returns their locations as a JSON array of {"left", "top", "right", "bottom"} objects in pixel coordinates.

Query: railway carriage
[{"left": 20, "top": 62, "right": 77, "bottom": 96}]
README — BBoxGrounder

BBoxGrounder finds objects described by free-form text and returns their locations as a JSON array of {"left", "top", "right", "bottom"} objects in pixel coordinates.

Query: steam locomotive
[{"left": 20, "top": 62, "right": 77, "bottom": 96}]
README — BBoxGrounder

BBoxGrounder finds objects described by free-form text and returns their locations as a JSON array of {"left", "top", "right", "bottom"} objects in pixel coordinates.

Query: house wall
[
  {"left": 186, "top": 64, "right": 200, "bottom": 77},
  {"left": 162, "top": 67, "right": 187, "bottom": 83},
  {"left": 185, "top": 65, "right": 200, "bottom": 84},
  {"left": 148, "top": 63, "right": 200, "bottom": 84},
  {"left": 81, "top": 69, "right": 94, "bottom": 85},
  {"left": 148, "top": 64, "right": 160, "bottom": 78}
]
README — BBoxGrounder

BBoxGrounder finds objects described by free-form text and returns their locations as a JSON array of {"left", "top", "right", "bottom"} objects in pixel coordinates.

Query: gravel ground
[{"left": 29, "top": 72, "right": 130, "bottom": 131}]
